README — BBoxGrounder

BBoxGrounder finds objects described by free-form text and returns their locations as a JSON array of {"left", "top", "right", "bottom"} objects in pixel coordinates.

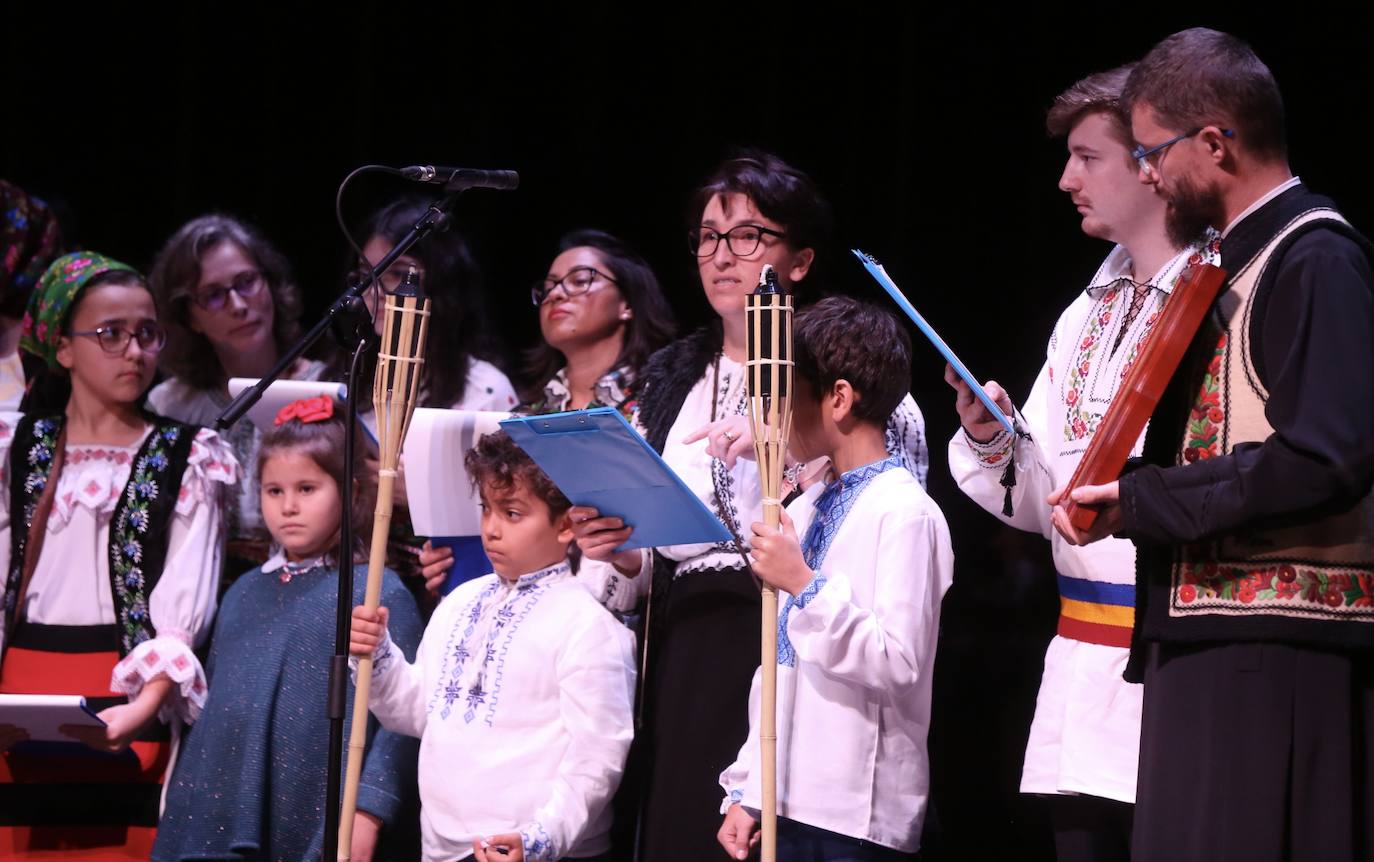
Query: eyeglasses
[
  {"left": 531, "top": 266, "right": 617, "bottom": 306},
  {"left": 68, "top": 322, "right": 167, "bottom": 354},
  {"left": 1130, "top": 127, "right": 1235, "bottom": 177},
  {"left": 188, "top": 269, "right": 266, "bottom": 311},
  {"left": 689, "top": 224, "right": 787, "bottom": 259}
]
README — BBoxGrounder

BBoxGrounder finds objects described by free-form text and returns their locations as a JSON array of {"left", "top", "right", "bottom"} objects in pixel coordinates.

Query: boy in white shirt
[
  {"left": 350, "top": 431, "right": 636, "bottom": 862},
  {"left": 716, "top": 296, "right": 954, "bottom": 860}
]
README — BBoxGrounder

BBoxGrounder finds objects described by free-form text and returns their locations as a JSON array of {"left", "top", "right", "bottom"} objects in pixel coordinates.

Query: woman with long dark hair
[
  {"left": 353, "top": 196, "right": 516, "bottom": 413},
  {"left": 418, "top": 228, "right": 675, "bottom": 594}
]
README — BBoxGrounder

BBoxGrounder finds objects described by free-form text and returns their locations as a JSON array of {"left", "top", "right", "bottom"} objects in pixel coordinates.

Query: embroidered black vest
[{"left": 4, "top": 414, "right": 198, "bottom": 657}]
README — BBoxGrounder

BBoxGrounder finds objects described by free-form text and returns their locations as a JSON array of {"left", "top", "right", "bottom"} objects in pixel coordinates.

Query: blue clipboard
[
  {"left": 500, "top": 408, "right": 732, "bottom": 551},
  {"left": 853, "top": 248, "right": 1017, "bottom": 436}
]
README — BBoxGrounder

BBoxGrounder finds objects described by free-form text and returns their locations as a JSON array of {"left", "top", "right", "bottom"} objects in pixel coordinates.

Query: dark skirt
[{"left": 637, "top": 564, "right": 762, "bottom": 862}]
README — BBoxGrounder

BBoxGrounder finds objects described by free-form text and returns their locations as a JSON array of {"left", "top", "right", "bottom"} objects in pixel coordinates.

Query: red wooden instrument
[{"left": 1063, "top": 262, "right": 1228, "bottom": 531}]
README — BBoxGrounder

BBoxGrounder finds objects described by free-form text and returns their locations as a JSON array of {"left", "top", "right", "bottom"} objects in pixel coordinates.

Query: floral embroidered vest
[
  {"left": 1168, "top": 208, "right": 1374, "bottom": 624},
  {"left": 4, "top": 414, "right": 197, "bottom": 656}
]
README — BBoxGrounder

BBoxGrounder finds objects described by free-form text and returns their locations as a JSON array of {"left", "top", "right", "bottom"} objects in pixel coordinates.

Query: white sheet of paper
[
  {"left": 227, "top": 377, "right": 349, "bottom": 434},
  {"left": 0, "top": 694, "right": 105, "bottom": 742},
  {"left": 404, "top": 408, "right": 511, "bottom": 536}
]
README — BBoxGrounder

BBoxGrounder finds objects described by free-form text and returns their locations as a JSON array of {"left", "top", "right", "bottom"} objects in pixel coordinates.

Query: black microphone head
[{"left": 443, "top": 169, "right": 520, "bottom": 192}]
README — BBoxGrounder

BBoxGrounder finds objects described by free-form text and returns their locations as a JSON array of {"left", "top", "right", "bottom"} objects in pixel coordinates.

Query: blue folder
[{"left": 500, "top": 408, "right": 732, "bottom": 551}]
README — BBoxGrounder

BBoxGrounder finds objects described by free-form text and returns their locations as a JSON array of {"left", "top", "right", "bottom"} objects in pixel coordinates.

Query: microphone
[{"left": 398, "top": 166, "right": 519, "bottom": 191}]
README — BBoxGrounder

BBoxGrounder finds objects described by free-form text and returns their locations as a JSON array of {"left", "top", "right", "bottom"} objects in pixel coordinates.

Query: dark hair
[
  {"left": 794, "top": 295, "right": 911, "bottom": 425},
  {"left": 523, "top": 229, "right": 676, "bottom": 395},
  {"left": 463, "top": 430, "right": 571, "bottom": 522},
  {"left": 20, "top": 269, "right": 152, "bottom": 414},
  {"left": 148, "top": 214, "right": 306, "bottom": 391},
  {"left": 257, "top": 405, "right": 375, "bottom": 561},
  {"left": 1122, "top": 28, "right": 1287, "bottom": 160},
  {"left": 360, "top": 196, "right": 496, "bottom": 409},
  {"left": 1046, "top": 64, "right": 1136, "bottom": 150},
  {"left": 690, "top": 149, "right": 834, "bottom": 265}
]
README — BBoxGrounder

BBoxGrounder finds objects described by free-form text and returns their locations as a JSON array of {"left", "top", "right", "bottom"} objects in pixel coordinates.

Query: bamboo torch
[
  {"left": 337, "top": 267, "right": 430, "bottom": 859},
  {"left": 746, "top": 263, "right": 792, "bottom": 862}
]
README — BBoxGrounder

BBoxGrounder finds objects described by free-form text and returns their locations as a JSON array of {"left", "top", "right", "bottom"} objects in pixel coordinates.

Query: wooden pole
[{"left": 338, "top": 285, "right": 429, "bottom": 859}]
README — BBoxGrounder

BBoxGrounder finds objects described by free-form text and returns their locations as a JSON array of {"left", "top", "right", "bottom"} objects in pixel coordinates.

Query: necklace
[{"left": 278, "top": 557, "right": 327, "bottom": 584}]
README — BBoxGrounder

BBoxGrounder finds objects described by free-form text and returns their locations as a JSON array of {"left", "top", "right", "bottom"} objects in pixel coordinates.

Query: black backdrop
[{"left": 7, "top": 6, "right": 1371, "bottom": 859}]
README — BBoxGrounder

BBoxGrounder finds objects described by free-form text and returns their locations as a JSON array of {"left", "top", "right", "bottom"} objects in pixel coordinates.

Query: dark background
[{"left": 7, "top": 7, "right": 1371, "bottom": 859}]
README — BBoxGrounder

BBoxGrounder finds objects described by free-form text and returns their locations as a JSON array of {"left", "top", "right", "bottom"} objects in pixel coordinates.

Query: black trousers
[
  {"left": 1134, "top": 641, "right": 1374, "bottom": 862},
  {"left": 1041, "top": 794, "right": 1132, "bottom": 862}
]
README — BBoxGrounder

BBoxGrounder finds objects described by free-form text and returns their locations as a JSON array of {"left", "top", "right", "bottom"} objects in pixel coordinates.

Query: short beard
[{"left": 1164, "top": 174, "right": 1226, "bottom": 247}]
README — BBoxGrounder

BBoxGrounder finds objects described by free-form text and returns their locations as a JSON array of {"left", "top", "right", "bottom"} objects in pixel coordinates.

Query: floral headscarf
[
  {"left": 21, "top": 251, "right": 140, "bottom": 369},
  {"left": 0, "top": 180, "right": 64, "bottom": 319}
]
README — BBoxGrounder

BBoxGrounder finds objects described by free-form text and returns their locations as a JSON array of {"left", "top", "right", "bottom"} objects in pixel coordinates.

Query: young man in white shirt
[
  {"left": 351, "top": 431, "right": 636, "bottom": 862},
  {"left": 716, "top": 296, "right": 954, "bottom": 860},
  {"left": 945, "top": 65, "right": 1215, "bottom": 861}
]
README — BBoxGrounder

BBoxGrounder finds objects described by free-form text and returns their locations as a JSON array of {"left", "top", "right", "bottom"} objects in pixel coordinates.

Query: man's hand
[
  {"left": 685, "top": 416, "right": 755, "bottom": 469},
  {"left": 717, "top": 804, "right": 760, "bottom": 860},
  {"left": 350, "top": 606, "right": 391, "bottom": 657},
  {"left": 749, "top": 510, "right": 813, "bottom": 596},
  {"left": 569, "top": 506, "right": 641, "bottom": 573},
  {"left": 943, "top": 363, "right": 1014, "bottom": 443},
  {"left": 419, "top": 540, "right": 455, "bottom": 595},
  {"left": 1048, "top": 481, "right": 1122, "bottom": 546},
  {"left": 473, "top": 832, "right": 524, "bottom": 861}
]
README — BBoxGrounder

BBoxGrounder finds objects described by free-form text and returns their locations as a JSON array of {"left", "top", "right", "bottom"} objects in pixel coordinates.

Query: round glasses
[
  {"left": 69, "top": 322, "right": 167, "bottom": 354},
  {"left": 188, "top": 269, "right": 266, "bottom": 312},
  {"left": 531, "top": 266, "right": 617, "bottom": 306},
  {"left": 689, "top": 224, "right": 786, "bottom": 258}
]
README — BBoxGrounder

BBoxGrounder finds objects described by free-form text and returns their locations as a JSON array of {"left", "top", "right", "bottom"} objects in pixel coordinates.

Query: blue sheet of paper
[
  {"left": 853, "top": 249, "right": 1017, "bottom": 436},
  {"left": 500, "top": 408, "right": 732, "bottom": 551}
]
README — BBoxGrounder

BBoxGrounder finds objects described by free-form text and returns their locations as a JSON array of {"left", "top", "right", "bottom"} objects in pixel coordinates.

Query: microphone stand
[{"left": 214, "top": 189, "right": 461, "bottom": 862}]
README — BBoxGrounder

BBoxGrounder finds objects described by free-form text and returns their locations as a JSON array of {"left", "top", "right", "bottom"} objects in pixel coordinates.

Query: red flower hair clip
[{"left": 274, "top": 395, "right": 336, "bottom": 426}]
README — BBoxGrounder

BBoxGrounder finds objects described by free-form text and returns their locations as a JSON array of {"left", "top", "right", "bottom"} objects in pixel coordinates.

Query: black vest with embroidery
[
  {"left": 4, "top": 414, "right": 198, "bottom": 657},
  {"left": 1129, "top": 188, "right": 1374, "bottom": 673}
]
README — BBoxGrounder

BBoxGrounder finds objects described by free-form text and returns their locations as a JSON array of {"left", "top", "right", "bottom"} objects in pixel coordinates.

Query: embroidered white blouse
[
  {"left": 946, "top": 238, "right": 1217, "bottom": 803},
  {"left": 719, "top": 465, "right": 953, "bottom": 852},
  {"left": 358, "top": 560, "right": 636, "bottom": 862},
  {"left": 579, "top": 353, "right": 930, "bottom": 609},
  {"left": 0, "top": 413, "right": 238, "bottom": 723}
]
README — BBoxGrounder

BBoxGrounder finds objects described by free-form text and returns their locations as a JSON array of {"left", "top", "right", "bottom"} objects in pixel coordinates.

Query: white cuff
[
  {"left": 963, "top": 427, "right": 1014, "bottom": 468},
  {"left": 111, "top": 634, "right": 208, "bottom": 724},
  {"left": 348, "top": 629, "right": 397, "bottom": 682}
]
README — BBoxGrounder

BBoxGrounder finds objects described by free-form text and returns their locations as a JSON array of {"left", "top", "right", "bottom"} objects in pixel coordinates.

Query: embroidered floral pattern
[
  {"left": 1062, "top": 287, "right": 1116, "bottom": 441},
  {"left": 431, "top": 563, "right": 566, "bottom": 724},
  {"left": 110, "top": 425, "right": 181, "bottom": 652},
  {"left": 1173, "top": 560, "right": 1374, "bottom": 619},
  {"left": 779, "top": 457, "right": 901, "bottom": 667},
  {"left": 527, "top": 365, "right": 637, "bottom": 421},
  {"left": 1184, "top": 332, "right": 1228, "bottom": 463},
  {"left": 4, "top": 418, "right": 60, "bottom": 624}
]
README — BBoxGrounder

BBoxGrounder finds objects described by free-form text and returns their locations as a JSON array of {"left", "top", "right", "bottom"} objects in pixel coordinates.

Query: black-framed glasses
[
  {"left": 187, "top": 269, "right": 266, "bottom": 312},
  {"left": 531, "top": 265, "right": 617, "bottom": 306},
  {"left": 689, "top": 224, "right": 787, "bottom": 258},
  {"left": 69, "top": 322, "right": 167, "bottom": 354},
  {"left": 1131, "top": 127, "right": 1235, "bottom": 177}
]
